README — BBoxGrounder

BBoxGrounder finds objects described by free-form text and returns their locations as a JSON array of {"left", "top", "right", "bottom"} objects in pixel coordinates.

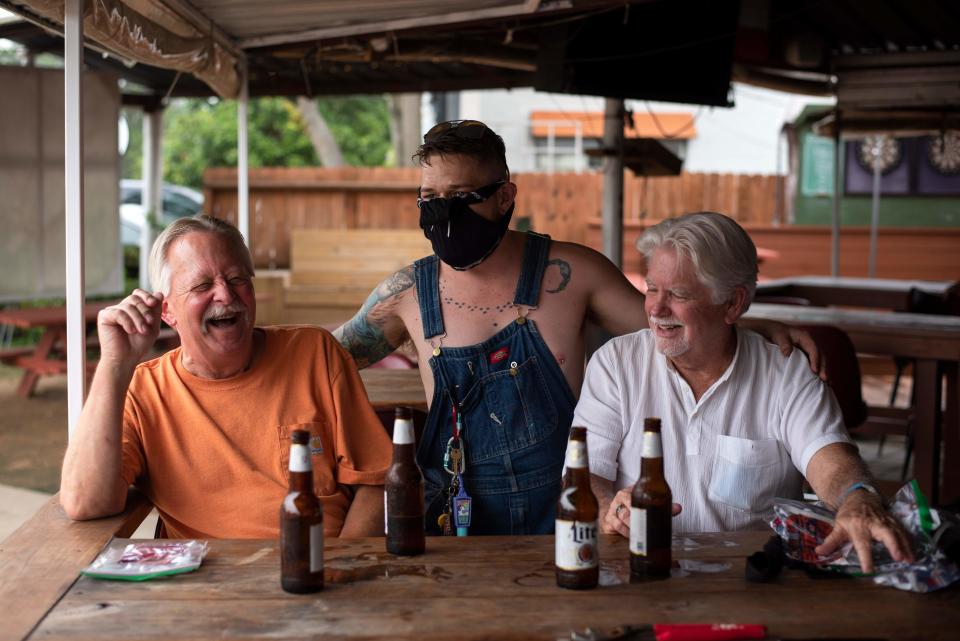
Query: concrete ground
[{"left": 0, "top": 367, "right": 913, "bottom": 543}]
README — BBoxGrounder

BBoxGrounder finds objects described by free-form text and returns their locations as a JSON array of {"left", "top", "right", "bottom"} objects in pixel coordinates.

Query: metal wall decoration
[{"left": 928, "top": 131, "right": 960, "bottom": 175}]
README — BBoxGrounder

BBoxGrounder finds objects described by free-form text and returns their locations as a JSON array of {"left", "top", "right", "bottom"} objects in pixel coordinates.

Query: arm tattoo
[
  {"left": 545, "top": 259, "right": 572, "bottom": 293},
  {"left": 334, "top": 267, "right": 414, "bottom": 369}
]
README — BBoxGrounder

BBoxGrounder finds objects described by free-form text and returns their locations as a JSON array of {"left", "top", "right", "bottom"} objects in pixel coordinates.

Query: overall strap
[
  {"left": 513, "top": 231, "right": 552, "bottom": 308},
  {"left": 414, "top": 255, "right": 445, "bottom": 339}
]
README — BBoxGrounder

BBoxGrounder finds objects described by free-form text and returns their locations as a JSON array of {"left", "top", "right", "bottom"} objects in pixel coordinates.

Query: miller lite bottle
[
  {"left": 630, "top": 417, "right": 672, "bottom": 581},
  {"left": 555, "top": 426, "right": 599, "bottom": 589}
]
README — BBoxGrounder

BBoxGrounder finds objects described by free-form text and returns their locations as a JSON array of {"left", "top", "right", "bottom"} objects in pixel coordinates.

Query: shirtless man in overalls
[{"left": 335, "top": 120, "right": 818, "bottom": 536}]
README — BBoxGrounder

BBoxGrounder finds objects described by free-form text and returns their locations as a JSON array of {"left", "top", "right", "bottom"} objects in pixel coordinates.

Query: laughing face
[
  {"left": 160, "top": 231, "right": 257, "bottom": 378},
  {"left": 644, "top": 246, "right": 741, "bottom": 365}
]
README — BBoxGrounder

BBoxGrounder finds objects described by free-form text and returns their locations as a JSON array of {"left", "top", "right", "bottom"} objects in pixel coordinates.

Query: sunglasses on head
[{"left": 423, "top": 120, "right": 489, "bottom": 143}]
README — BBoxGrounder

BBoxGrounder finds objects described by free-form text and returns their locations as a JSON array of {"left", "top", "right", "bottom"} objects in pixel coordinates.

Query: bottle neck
[
  {"left": 563, "top": 438, "right": 590, "bottom": 485},
  {"left": 289, "top": 443, "right": 314, "bottom": 491},
  {"left": 392, "top": 418, "right": 417, "bottom": 462},
  {"left": 639, "top": 430, "right": 664, "bottom": 480}
]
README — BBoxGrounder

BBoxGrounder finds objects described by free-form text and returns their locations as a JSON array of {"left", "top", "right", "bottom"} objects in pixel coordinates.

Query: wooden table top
[
  {"left": 745, "top": 303, "right": 960, "bottom": 360},
  {"left": 755, "top": 277, "right": 956, "bottom": 311},
  {"left": 25, "top": 531, "right": 960, "bottom": 641},
  {"left": 359, "top": 367, "right": 427, "bottom": 411},
  {"left": 3, "top": 493, "right": 958, "bottom": 641}
]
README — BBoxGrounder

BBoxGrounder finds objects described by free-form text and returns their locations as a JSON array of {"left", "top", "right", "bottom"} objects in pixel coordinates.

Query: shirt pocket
[
  {"left": 277, "top": 421, "right": 337, "bottom": 499},
  {"left": 707, "top": 435, "right": 782, "bottom": 513}
]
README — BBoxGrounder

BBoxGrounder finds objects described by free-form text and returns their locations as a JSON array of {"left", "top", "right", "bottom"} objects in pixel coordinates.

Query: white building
[{"left": 425, "top": 83, "right": 834, "bottom": 176}]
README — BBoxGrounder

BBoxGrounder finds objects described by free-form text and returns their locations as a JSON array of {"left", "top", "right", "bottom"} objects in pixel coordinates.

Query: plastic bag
[
  {"left": 81, "top": 540, "right": 210, "bottom": 581},
  {"left": 769, "top": 481, "right": 960, "bottom": 592}
]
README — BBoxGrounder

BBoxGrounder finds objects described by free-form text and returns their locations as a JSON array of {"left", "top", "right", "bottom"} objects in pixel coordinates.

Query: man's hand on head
[
  {"left": 97, "top": 289, "right": 164, "bottom": 369},
  {"left": 815, "top": 491, "right": 914, "bottom": 574}
]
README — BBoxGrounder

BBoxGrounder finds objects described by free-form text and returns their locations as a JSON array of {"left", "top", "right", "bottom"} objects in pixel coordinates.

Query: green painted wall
[{"left": 794, "top": 127, "right": 960, "bottom": 228}]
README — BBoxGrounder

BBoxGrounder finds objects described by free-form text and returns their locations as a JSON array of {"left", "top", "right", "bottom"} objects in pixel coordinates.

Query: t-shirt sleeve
[
  {"left": 779, "top": 354, "right": 854, "bottom": 477},
  {"left": 573, "top": 344, "right": 626, "bottom": 482},
  {"left": 120, "top": 389, "right": 147, "bottom": 487},
  {"left": 328, "top": 348, "right": 392, "bottom": 486}
]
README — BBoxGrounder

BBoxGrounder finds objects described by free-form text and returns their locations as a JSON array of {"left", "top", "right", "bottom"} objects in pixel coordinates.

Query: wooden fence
[
  {"left": 585, "top": 220, "right": 960, "bottom": 282},
  {"left": 203, "top": 167, "right": 784, "bottom": 268}
]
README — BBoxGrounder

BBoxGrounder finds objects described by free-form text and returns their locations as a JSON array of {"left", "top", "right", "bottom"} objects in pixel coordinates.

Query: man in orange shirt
[{"left": 61, "top": 215, "right": 391, "bottom": 539}]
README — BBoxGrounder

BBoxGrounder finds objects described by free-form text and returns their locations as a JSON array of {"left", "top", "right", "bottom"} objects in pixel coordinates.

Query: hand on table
[
  {"left": 601, "top": 486, "right": 682, "bottom": 538},
  {"left": 815, "top": 491, "right": 914, "bottom": 573}
]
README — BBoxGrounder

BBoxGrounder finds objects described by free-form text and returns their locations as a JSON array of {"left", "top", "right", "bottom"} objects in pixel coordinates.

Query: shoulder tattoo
[
  {"left": 335, "top": 266, "right": 414, "bottom": 368},
  {"left": 545, "top": 258, "right": 572, "bottom": 294}
]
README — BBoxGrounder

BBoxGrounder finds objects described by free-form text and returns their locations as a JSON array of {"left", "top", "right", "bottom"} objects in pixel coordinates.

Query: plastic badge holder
[{"left": 81, "top": 540, "right": 210, "bottom": 581}]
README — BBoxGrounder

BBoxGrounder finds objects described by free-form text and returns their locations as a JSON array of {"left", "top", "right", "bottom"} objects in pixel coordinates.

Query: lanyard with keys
[{"left": 439, "top": 406, "right": 471, "bottom": 536}]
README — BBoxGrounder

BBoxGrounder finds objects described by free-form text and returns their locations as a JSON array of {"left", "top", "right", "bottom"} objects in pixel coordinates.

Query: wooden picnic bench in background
[{"left": 255, "top": 229, "right": 431, "bottom": 326}]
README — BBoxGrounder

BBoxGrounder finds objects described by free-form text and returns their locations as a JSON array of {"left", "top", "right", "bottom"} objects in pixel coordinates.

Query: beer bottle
[
  {"left": 630, "top": 417, "right": 672, "bottom": 581},
  {"left": 385, "top": 407, "right": 426, "bottom": 555},
  {"left": 555, "top": 426, "right": 599, "bottom": 589},
  {"left": 280, "top": 429, "right": 324, "bottom": 593}
]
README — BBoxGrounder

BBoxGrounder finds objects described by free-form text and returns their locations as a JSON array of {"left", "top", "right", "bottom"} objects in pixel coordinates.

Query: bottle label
[
  {"left": 290, "top": 444, "right": 311, "bottom": 472},
  {"left": 630, "top": 508, "right": 647, "bottom": 556},
  {"left": 393, "top": 419, "right": 415, "bottom": 445},
  {"left": 565, "top": 440, "right": 587, "bottom": 469},
  {"left": 384, "top": 492, "right": 388, "bottom": 535},
  {"left": 555, "top": 519, "right": 598, "bottom": 570},
  {"left": 642, "top": 431, "right": 662, "bottom": 458},
  {"left": 310, "top": 523, "right": 323, "bottom": 573}
]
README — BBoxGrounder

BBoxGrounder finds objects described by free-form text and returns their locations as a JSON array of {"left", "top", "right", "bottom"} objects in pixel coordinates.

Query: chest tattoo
[{"left": 545, "top": 259, "right": 572, "bottom": 293}]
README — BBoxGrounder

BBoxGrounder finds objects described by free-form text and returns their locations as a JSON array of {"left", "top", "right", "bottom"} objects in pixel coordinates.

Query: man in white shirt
[{"left": 575, "top": 211, "right": 912, "bottom": 572}]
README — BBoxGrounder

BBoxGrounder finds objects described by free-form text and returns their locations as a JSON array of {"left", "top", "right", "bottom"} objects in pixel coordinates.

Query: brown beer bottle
[
  {"left": 630, "top": 417, "right": 672, "bottom": 581},
  {"left": 280, "top": 429, "right": 324, "bottom": 593},
  {"left": 555, "top": 426, "right": 599, "bottom": 589},
  {"left": 385, "top": 407, "right": 426, "bottom": 555}
]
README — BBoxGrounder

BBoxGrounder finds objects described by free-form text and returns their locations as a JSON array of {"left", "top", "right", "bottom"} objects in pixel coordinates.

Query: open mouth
[{"left": 204, "top": 313, "right": 241, "bottom": 331}]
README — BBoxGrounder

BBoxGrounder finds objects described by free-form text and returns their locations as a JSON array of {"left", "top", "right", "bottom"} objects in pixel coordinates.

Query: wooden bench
[{"left": 282, "top": 229, "right": 432, "bottom": 323}]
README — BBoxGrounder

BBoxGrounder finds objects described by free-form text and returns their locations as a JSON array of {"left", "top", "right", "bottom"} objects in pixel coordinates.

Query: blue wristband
[{"left": 837, "top": 481, "right": 880, "bottom": 506}]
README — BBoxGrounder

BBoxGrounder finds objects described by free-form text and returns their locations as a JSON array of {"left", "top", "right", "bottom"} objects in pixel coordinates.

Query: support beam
[
  {"left": 63, "top": 0, "right": 85, "bottom": 438},
  {"left": 237, "top": 59, "right": 250, "bottom": 245},
  {"left": 601, "top": 98, "right": 624, "bottom": 268},
  {"left": 140, "top": 107, "right": 163, "bottom": 290},
  {"left": 831, "top": 112, "right": 841, "bottom": 277}
]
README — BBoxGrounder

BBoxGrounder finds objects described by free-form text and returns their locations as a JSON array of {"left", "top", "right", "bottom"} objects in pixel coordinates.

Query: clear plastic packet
[
  {"left": 81, "top": 540, "right": 210, "bottom": 581},
  {"left": 769, "top": 481, "right": 960, "bottom": 592}
]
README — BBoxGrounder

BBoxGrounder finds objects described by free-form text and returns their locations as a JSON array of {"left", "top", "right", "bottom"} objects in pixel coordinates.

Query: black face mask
[{"left": 418, "top": 185, "right": 513, "bottom": 270}]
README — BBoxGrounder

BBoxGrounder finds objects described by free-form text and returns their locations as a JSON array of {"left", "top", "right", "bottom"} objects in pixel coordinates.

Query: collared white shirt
[{"left": 573, "top": 327, "right": 852, "bottom": 533}]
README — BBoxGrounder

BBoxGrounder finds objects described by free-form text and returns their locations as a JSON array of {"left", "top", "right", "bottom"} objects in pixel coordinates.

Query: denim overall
[{"left": 414, "top": 232, "right": 576, "bottom": 535}]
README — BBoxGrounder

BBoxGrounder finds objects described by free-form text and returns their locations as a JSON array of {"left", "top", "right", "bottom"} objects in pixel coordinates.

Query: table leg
[
  {"left": 941, "top": 362, "right": 960, "bottom": 506},
  {"left": 912, "top": 359, "right": 942, "bottom": 505},
  {"left": 15, "top": 328, "right": 58, "bottom": 398}
]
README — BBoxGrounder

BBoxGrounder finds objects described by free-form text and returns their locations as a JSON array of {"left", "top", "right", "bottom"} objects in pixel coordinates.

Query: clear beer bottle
[
  {"left": 630, "top": 417, "right": 672, "bottom": 581},
  {"left": 385, "top": 407, "right": 426, "bottom": 555},
  {"left": 280, "top": 429, "right": 324, "bottom": 593},
  {"left": 555, "top": 426, "right": 599, "bottom": 589}
]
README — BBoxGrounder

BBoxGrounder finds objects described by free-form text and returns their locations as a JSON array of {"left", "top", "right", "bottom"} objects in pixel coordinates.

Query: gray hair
[
  {"left": 636, "top": 211, "right": 757, "bottom": 307},
  {"left": 148, "top": 214, "right": 254, "bottom": 295}
]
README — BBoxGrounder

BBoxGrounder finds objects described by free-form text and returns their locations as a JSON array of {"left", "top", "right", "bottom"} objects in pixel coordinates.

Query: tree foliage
[{"left": 149, "top": 95, "right": 391, "bottom": 189}]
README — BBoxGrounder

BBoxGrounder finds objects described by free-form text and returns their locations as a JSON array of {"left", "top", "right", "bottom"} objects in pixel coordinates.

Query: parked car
[{"left": 120, "top": 179, "right": 204, "bottom": 247}]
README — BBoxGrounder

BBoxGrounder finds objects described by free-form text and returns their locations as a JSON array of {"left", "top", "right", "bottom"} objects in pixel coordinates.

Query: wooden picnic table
[
  {"left": 1, "top": 492, "right": 957, "bottom": 641},
  {"left": 0, "top": 300, "right": 115, "bottom": 397},
  {"left": 755, "top": 276, "right": 956, "bottom": 311},
  {"left": 745, "top": 302, "right": 960, "bottom": 506},
  {"left": 359, "top": 367, "right": 427, "bottom": 411}
]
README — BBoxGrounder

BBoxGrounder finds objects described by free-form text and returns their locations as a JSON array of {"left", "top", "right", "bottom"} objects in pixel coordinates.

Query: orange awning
[{"left": 530, "top": 110, "right": 696, "bottom": 140}]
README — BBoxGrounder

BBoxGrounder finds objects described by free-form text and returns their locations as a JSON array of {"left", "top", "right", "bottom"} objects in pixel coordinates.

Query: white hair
[
  {"left": 148, "top": 214, "right": 254, "bottom": 296},
  {"left": 636, "top": 211, "right": 757, "bottom": 307}
]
